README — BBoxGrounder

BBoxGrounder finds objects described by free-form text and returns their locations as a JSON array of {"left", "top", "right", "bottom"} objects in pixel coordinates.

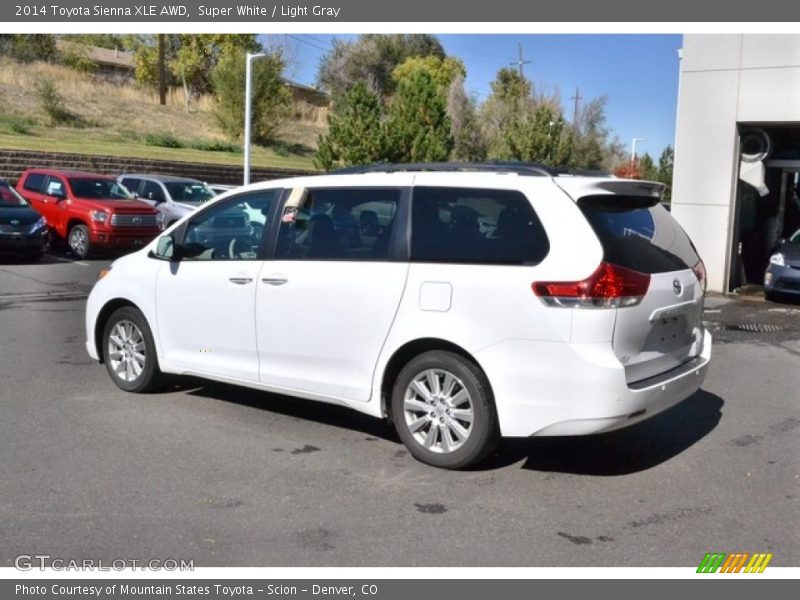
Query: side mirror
[{"left": 148, "top": 235, "right": 179, "bottom": 261}]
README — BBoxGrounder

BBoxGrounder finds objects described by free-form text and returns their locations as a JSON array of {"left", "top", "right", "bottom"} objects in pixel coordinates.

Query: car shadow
[
  {"left": 166, "top": 378, "right": 723, "bottom": 475},
  {"left": 479, "top": 389, "right": 724, "bottom": 475},
  {"left": 166, "top": 377, "right": 400, "bottom": 442}
]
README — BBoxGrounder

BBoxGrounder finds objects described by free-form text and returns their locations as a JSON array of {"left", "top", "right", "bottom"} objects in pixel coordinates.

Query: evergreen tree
[
  {"left": 211, "top": 48, "right": 290, "bottom": 143},
  {"left": 385, "top": 69, "right": 452, "bottom": 163},
  {"left": 314, "top": 82, "right": 387, "bottom": 170}
]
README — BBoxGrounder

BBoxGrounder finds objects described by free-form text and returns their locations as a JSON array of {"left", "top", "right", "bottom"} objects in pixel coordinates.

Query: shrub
[
  {"left": 35, "top": 78, "right": 74, "bottom": 125},
  {"left": 189, "top": 139, "right": 240, "bottom": 153},
  {"left": 144, "top": 132, "right": 184, "bottom": 148}
]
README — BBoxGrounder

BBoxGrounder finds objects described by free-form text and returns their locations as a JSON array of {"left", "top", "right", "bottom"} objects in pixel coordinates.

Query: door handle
[
  {"left": 262, "top": 277, "right": 288, "bottom": 286},
  {"left": 228, "top": 277, "right": 253, "bottom": 285}
]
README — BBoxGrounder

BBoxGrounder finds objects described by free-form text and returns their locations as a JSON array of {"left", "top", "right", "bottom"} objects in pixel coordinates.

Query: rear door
[
  {"left": 255, "top": 182, "right": 411, "bottom": 402},
  {"left": 577, "top": 192, "right": 705, "bottom": 383}
]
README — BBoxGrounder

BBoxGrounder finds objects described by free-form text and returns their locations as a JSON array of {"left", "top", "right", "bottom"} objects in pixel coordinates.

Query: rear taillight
[
  {"left": 692, "top": 260, "right": 707, "bottom": 293},
  {"left": 532, "top": 262, "right": 651, "bottom": 308}
]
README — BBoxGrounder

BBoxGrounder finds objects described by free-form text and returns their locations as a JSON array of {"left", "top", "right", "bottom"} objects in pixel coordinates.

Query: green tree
[
  {"left": 128, "top": 35, "right": 261, "bottom": 106},
  {"left": 481, "top": 68, "right": 537, "bottom": 159},
  {"left": 0, "top": 35, "right": 57, "bottom": 62},
  {"left": 385, "top": 69, "right": 452, "bottom": 163},
  {"left": 317, "top": 34, "right": 445, "bottom": 101},
  {"left": 657, "top": 145, "right": 674, "bottom": 201},
  {"left": 638, "top": 152, "right": 658, "bottom": 181},
  {"left": 210, "top": 48, "right": 290, "bottom": 144},
  {"left": 392, "top": 55, "right": 465, "bottom": 89},
  {"left": 314, "top": 82, "right": 387, "bottom": 170},
  {"left": 570, "top": 96, "right": 623, "bottom": 171},
  {"left": 447, "top": 75, "right": 487, "bottom": 162},
  {"left": 506, "top": 106, "right": 569, "bottom": 165}
]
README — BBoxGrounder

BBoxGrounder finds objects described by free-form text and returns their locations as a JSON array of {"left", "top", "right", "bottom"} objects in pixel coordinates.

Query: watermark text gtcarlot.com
[{"left": 14, "top": 554, "right": 194, "bottom": 571}]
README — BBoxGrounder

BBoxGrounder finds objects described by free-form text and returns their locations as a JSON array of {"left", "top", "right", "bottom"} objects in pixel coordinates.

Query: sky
[{"left": 267, "top": 33, "right": 683, "bottom": 160}]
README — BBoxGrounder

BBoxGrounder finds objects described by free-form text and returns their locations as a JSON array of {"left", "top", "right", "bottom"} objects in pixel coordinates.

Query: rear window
[
  {"left": 22, "top": 173, "right": 45, "bottom": 193},
  {"left": 411, "top": 187, "right": 549, "bottom": 265},
  {"left": 578, "top": 195, "right": 699, "bottom": 273}
]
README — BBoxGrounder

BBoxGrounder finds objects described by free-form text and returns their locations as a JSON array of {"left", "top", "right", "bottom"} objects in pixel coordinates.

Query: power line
[{"left": 285, "top": 34, "right": 328, "bottom": 53}]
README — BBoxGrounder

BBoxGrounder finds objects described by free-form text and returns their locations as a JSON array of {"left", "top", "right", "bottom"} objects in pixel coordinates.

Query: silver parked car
[{"left": 118, "top": 174, "right": 216, "bottom": 227}]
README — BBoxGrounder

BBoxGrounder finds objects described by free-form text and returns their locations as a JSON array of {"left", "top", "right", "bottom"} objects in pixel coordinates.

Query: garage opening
[{"left": 730, "top": 124, "right": 800, "bottom": 292}]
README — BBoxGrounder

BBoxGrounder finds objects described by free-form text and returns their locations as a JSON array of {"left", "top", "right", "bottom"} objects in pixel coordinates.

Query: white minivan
[{"left": 85, "top": 163, "right": 712, "bottom": 468}]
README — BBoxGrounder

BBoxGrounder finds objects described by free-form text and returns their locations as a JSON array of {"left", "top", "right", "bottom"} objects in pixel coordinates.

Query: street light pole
[
  {"left": 631, "top": 137, "right": 647, "bottom": 167},
  {"left": 243, "top": 52, "right": 267, "bottom": 186}
]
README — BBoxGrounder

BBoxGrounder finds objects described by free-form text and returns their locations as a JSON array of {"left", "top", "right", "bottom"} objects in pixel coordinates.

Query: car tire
[
  {"left": 390, "top": 351, "right": 499, "bottom": 469},
  {"left": 102, "top": 306, "right": 163, "bottom": 393},
  {"left": 68, "top": 224, "right": 91, "bottom": 259}
]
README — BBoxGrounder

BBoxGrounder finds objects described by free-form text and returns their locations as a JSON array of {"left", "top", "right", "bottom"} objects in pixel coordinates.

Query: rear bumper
[{"left": 475, "top": 329, "right": 712, "bottom": 437}]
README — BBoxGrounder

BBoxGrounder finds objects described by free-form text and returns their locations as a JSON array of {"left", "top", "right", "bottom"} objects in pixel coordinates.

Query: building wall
[{"left": 672, "top": 34, "right": 800, "bottom": 292}]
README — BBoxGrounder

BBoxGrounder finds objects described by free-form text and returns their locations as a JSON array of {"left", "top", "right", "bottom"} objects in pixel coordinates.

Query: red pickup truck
[{"left": 17, "top": 168, "right": 163, "bottom": 258}]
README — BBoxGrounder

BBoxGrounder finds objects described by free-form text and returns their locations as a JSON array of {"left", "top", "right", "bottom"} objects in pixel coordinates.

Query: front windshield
[
  {"left": 68, "top": 178, "right": 133, "bottom": 200},
  {"left": 790, "top": 229, "right": 800, "bottom": 244},
  {"left": 164, "top": 181, "right": 215, "bottom": 204},
  {"left": 0, "top": 181, "right": 28, "bottom": 207}
]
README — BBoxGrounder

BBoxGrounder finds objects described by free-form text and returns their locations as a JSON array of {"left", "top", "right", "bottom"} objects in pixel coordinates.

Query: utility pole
[
  {"left": 509, "top": 43, "right": 532, "bottom": 80},
  {"left": 158, "top": 34, "right": 166, "bottom": 106},
  {"left": 570, "top": 86, "right": 582, "bottom": 127},
  {"left": 244, "top": 52, "right": 267, "bottom": 186}
]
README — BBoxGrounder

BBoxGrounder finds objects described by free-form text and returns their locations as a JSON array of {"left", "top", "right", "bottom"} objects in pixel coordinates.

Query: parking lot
[{"left": 0, "top": 252, "right": 798, "bottom": 567}]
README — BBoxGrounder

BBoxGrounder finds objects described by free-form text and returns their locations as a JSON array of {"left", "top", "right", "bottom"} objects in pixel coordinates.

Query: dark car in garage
[
  {"left": 0, "top": 178, "right": 49, "bottom": 260},
  {"left": 765, "top": 229, "right": 800, "bottom": 301}
]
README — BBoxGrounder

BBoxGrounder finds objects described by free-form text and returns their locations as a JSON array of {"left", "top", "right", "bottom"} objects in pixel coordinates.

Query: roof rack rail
[
  {"left": 331, "top": 161, "right": 553, "bottom": 177},
  {"left": 330, "top": 161, "right": 613, "bottom": 178}
]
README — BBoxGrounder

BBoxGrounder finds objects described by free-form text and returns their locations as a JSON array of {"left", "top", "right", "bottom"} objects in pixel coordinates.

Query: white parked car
[
  {"left": 86, "top": 163, "right": 712, "bottom": 469},
  {"left": 118, "top": 174, "right": 216, "bottom": 227}
]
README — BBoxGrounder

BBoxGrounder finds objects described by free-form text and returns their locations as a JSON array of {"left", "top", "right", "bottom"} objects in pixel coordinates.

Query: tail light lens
[
  {"left": 692, "top": 260, "right": 707, "bottom": 293},
  {"left": 532, "top": 262, "right": 651, "bottom": 308}
]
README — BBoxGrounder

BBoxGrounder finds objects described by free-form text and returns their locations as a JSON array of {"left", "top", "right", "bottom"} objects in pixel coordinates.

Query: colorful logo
[{"left": 697, "top": 552, "right": 773, "bottom": 573}]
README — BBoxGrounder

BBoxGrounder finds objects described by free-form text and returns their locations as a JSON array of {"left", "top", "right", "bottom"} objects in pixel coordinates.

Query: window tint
[
  {"left": 276, "top": 188, "right": 400, "bottom": 261},
  {"left": 68, "top": 178, "right": 131, "bottom": 199},
  {"left": 119, "top": 178, "right": 142, "bottom": 195},
  {"left": 140, "top": 181, "right": 166, "bottom": 203},
  {"left": 164, "top": 181, "right": 215, "bottom": 204},
  {"left": 182, "top": 190, "right": 278, "bottom": 261},
  {"left": 411, "top": 187, "right": 549, "bottom": 265},
  {"left": 23, "top": 173, "right": 45, "bottom": 193},
  {"left": 578, "top": 195, "right": 700, "bottom": 273}
]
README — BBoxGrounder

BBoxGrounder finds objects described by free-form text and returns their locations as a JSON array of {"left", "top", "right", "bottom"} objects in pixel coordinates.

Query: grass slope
[{"left": 0, "top": 57, "right": 324, "bottom": 171}]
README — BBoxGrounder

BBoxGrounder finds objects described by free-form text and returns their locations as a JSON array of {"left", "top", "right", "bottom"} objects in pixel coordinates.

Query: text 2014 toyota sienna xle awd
[{"left": 85, "top": 163, "right": 712, "bottom": 469}]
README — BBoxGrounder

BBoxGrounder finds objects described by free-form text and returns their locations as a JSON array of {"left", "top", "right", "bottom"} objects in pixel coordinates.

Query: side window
[
  {"left": 140, "top": 181, "right": 166, "bottom": 203},
  {"left": 411, "top": 187, "right": 549, "bottom": 265},
  {"left": 275, "top": 188, "right": 400, "bottom": 261},
  {"left": 23, "top": 173, "right": 46, "bottom": 193},
  {"left": 181, "top": 190, "right": 278, "bottom": 261},
  {"left": 45, "top": 176, "right": 66, "bottom": 197},
  {"left": 120, "top": 178, "right": 142, "bottom": 196}
]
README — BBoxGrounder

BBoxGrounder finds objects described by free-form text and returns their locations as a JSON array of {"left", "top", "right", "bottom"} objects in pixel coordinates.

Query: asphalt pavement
[{"left": 0, "top": 252, "right": 798, "bottom": 567}]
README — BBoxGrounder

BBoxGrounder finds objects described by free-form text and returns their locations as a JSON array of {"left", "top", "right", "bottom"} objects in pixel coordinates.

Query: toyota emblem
[
  {"left": 10, "top": 219, "right": 19, "bottom": 226},
  {"left": 673, "top": 278, "right": 682, "bottom": 296},
  {"left": 132, "top": 217, "right": 142, "bottom": 224}
]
